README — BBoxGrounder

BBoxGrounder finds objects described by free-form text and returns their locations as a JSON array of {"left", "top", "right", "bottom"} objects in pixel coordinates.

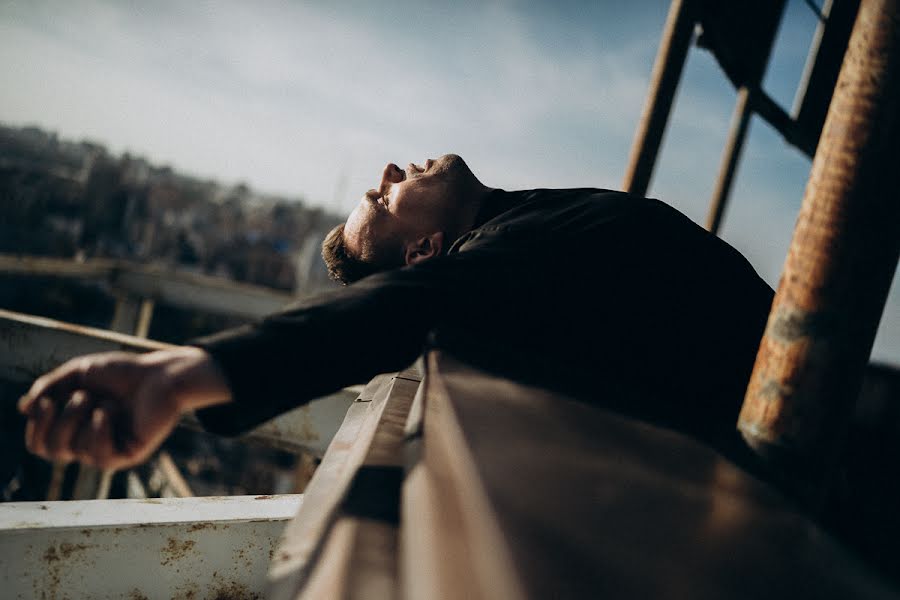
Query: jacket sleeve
[{"left": 190, "top": 242, "right": 522, "bottom": 435}]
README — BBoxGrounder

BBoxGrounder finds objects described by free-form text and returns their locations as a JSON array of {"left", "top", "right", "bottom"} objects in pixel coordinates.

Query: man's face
[{"left": 344, "top": 154, "right": 459, "bottom": 261}]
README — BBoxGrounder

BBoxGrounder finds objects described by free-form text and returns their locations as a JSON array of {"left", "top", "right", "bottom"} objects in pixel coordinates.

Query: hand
[{"left": 18, "top": 347, "right": 232, "bottom": 471}]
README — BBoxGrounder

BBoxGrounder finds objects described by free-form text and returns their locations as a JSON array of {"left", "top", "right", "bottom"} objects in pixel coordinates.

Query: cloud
[
  {"left": 2, "top": 0, "right": 662, "bottom": 205},
  {"left": 1, "top": 0, "right": 896, "bottom": 363}
]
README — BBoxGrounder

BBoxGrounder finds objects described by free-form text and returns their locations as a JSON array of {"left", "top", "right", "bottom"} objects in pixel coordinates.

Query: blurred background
[{"left": 0, "top": 0, "right": 897, "bottom": 500}]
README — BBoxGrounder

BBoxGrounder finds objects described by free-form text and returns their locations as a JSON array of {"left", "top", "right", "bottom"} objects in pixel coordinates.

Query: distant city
[
  {"left": 0, "top": 123, "right": 350, "bottom": 501},
  {"left": 0, "top": 122, "right": 341, "bottom": 293}
]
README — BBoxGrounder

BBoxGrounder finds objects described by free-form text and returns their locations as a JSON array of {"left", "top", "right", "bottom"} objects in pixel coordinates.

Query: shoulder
[
  {"left": 477, "top": 188, "right": 660, "bottom": 234},
  {"left": 451, "top": 187, "right": 696, "bottom": 254}
]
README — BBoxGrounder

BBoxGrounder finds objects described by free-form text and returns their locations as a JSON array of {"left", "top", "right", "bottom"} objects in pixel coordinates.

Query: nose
[{"left": 380, "top": 163, "right": 405, "bottom": 193}]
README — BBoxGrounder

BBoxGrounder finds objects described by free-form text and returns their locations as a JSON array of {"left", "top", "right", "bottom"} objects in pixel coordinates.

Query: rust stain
[
  {"left": 208, "top": 581, "right": 261, "bottom": 600},
  {"left": 59, "top": 542, "right": 89, "bottom": 559},
  {"left": 129, "top": 589, "right": 150, "bottom": 600},
  {"left": 40, "top": 543, "right": 92, "bottom": 599},
  {"left": 160, "top": 537, "right": 196, "bottom": 566},
  {"left": 738, "top": 0, "right": 900, "bottom": 481},
  {"left": 187, "top": 522, "right": 215, "bottom": 532},
  {"left": 172, "top": 582, "right": 199, "bottom": 600}
]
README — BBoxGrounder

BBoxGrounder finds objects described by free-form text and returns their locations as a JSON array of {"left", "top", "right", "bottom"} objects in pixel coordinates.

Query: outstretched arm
[
  {"left": 18, "top": 346, "right": 231, "bottom": 470},
  {"left": 19, "top": 240, "right": 533, "bottom": 467}
]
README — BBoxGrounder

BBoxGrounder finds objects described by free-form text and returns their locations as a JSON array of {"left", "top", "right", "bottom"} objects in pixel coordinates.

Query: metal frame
[
  {"left": 267, "top": 365, "right": 421, "bottom": 600},
  {"left": 623, "top": 0, "right": 859, "bottom": 235},
  {"left": 0, "top": 254, "right": 295, "bottom": 320},
  {"left": 621, "top": 0, "right": 695, "bottom": 198},
  {"left": 738, "top": 0, "right": 900, "bottom": 502}
]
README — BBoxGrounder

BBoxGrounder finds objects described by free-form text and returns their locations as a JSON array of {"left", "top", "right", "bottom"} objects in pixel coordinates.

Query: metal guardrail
[
  {"left": 0, "top": 494, "right": 303, "bottom": 599},
  {"left": 0, "top": 254, "right": 295, "bottom": 319},
  {"left": 406, "top": 353, "right": 895, "bottom": 599},
  {"left": 267, "top": 366, "right": 422, "bottom": 600}
]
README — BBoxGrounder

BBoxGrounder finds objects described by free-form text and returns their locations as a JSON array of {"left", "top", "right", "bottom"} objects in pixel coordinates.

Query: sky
[{"left": 0, "top": 0, "right": 897, "bottom": 363}]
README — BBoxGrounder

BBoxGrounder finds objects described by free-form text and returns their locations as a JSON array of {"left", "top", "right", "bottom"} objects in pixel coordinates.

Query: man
[{"left": 18, "top": 154, "right": 773, "bottom": 470}]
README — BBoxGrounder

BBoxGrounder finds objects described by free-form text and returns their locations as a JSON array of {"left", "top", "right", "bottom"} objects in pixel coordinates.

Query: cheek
[
  {"left": 392, "top": 186, "right": 430, "bottom": 220},
  {"left": 344, "top": 207, "right": 370, "bottom": 254}
]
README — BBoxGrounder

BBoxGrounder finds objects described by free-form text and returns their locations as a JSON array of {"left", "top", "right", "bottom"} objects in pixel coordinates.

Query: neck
[{"left": 451, "top": 182, "right": 495, "bottom": 239}]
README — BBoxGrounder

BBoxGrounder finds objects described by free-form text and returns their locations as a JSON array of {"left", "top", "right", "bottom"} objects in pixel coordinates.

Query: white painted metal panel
[{"left": 0, "top": 495, "right": 302, "bottom": 599}]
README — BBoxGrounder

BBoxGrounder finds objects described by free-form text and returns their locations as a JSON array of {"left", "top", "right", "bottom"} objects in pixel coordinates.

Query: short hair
[{"left": 321, "top": 223, "right": 389, "bottom": 285}]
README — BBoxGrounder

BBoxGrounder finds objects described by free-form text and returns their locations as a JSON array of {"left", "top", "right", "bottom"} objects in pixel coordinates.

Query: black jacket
[{"left": 194, "top": 188, "right": 774, "bottom": 454}]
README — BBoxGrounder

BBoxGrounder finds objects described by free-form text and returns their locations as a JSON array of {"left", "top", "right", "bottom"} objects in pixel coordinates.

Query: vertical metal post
[
  {"left": 738, "top": 0, "right": 900, "bottom": 500},
  {"left": 135, "top": 298, "right": 155, "bottom": 339},
  {"left": 705, "top": 86, "right": 753, "bottom": 234},
  {"left": 109, "top": 294, "right": 142, "bottom": 334},
  {"left": 622, "top": 0, "right": 695, "bottom": 197}
]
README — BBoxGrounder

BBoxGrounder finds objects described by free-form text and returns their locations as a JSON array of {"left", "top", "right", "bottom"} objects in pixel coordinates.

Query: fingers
[
  {"left": 26, "top": 390, "right": 98, "bottom": 464},
  {"left": 72, "top": 401, "right": 143, "bottom": 470},
  {"left": 25, "top": 397, "right": 56, "bottom": 458},
  {"left": 20, "top": 349, "right": 193, "bottom": 470},
  {"left": 23, "top": 389, "right": 132, "bottom": 469},
  {"left": 19, "top": 357, "right": 89, "bottom": 417},
  {"left": 84, "top": 408, "right": 116, "bottom": 469},
  {"left": 18, "top": 352, "right": 138, "bottom": 417},
  {"left": 45, "top": 391, "right": 93, "bottom": 463}
]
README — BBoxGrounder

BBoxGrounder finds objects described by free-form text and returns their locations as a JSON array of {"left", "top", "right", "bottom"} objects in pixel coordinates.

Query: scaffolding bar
[
  {"left": 705, "top": 86, "right": 753, "bottom": 234},
  {"left": 622, "top": 0, "right": 695, "bottom": 196},
  {"left": 738, "top": 0, "right": 900, "bottom": 494},
  {"left": 793, "top": 0, "right": 863, "bottom": 155}
]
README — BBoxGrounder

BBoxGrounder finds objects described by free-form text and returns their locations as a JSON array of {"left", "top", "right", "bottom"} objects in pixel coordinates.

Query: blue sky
[{"left": 1, "top": 0, "right": 897, "bottom": 363}]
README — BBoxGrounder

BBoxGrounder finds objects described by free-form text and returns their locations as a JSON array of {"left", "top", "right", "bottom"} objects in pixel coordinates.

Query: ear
[{"left": 404, "top": 232, "right": 445, "bottom": 266}]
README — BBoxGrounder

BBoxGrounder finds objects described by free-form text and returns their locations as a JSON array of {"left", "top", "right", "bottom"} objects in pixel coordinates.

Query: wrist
[{"left": 141, "top": 347, "right": 233, "bottom": 412}]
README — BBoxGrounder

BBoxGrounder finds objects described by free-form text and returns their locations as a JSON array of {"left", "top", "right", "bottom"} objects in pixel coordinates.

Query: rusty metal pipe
[
  {"left": 622, "top": 0, "right": 695, "bottom": 196},
  {"left": 705, "top": 86, "right": 753, "bottom": 234},
  {"left": 738, "top": 0, "right": 900, "bottom": 498}
]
